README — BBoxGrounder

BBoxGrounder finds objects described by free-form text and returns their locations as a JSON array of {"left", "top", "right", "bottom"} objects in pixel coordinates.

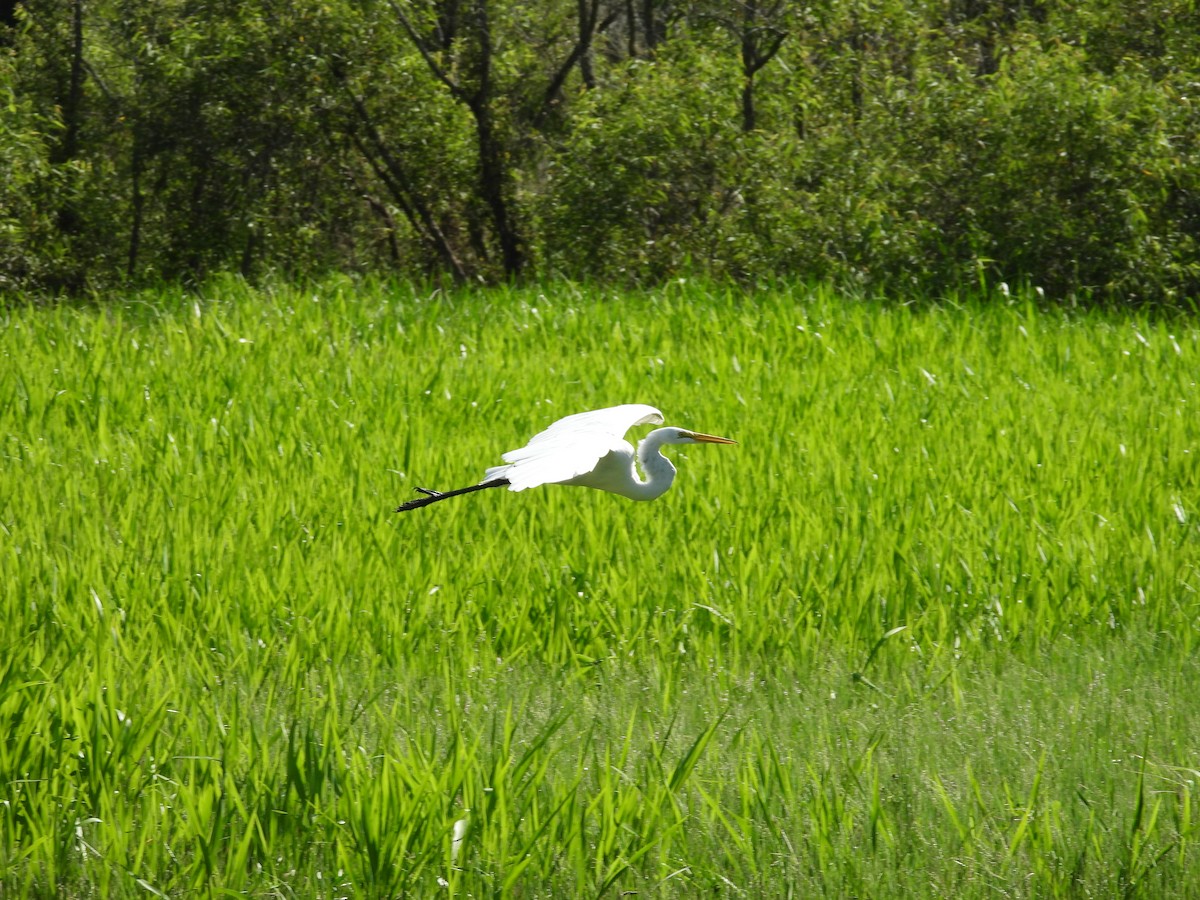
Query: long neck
[{"left": 630, "top": 429, "right": 678, "bottom": 501}]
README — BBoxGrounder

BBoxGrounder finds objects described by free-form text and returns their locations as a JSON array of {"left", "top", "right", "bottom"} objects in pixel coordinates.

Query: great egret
[{"left": 396, "top": 404, "right": 735, "bottom": 512}]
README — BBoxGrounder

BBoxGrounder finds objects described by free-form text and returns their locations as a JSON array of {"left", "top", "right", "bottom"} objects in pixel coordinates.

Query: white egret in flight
[{"left": 396, "top": 404, "right": 735, "bottom": 512}]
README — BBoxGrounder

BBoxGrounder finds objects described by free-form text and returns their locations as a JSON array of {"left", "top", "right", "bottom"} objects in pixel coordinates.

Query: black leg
[{"left": 395, "top": 478, "right": 511, "bottom": 512}]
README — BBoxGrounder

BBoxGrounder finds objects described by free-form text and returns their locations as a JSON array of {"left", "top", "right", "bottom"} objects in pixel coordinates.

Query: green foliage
[
  {"left": 81, "top": 0, "right": 361, "bottom": 281},
  {"left": 1, "top": 0, "right": 1199, "bottom": 300},
  {"left": 539, "top": 46, "right": 744, "bottom": 280},
  {"left": 0, "top": 76, "right": 73, "bottom": 292},
  {"left": 890, "top": 40, "right": 1200, "bottom": 301},
  {"left": 2, "top": 280, "right": 1199, "bottom": 894}
]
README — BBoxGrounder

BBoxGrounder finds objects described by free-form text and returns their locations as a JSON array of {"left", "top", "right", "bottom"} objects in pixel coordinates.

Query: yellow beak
[{"left": 684, "top": 431, "right": 737, "bottom": 445}]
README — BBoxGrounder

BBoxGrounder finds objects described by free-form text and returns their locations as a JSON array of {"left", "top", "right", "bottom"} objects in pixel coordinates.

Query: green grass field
[{"left": 2, "top": 278, "right": 1199, "bottom": 897}]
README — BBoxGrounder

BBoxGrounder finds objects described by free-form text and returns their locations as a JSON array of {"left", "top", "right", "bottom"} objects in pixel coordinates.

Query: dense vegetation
[
  {"left": 2, "top": 280, "right": 1198, "bottom": 896},
  {"left": 2, "top": 0, "right": 1198, "bottom": 302}
]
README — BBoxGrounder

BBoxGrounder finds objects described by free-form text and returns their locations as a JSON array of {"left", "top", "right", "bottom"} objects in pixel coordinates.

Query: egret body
[{"left": 396, "top": 404, "right": 734, "bottom": 512}]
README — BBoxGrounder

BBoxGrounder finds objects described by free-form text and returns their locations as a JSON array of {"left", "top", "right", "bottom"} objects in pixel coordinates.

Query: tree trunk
[
  {"left": 60, "top": 0, "right": 84, "bottom": 163},
  {"left": 127, "top": 134, "right": 143, "bottom": 278},
  {"left": 473, "top": 99, "right": 523, "bottom": 277},
  {"left": 466, "top": 0, "right": 523, "bottom": 277},
  {"left": 741, "top": 0, "right": 757, "bottom": 132},
  {"left": 640, "top": 0, "right": 659, "bottom": 50},
  {"left": 0, "top": 0, "right": 20, "bottom": 33},
  {"left": 741, "top": 77, "right": 755, "bottom": 132},
  {"left": 53, "top": 0, "right": 85, "bottom": 238},
  {"left": 577, "top": 0, "right": 595, "bottom": 88},
  {"left": 849, "top": 26, "right": 863, "bottom": 122},
  {"left": 625, "top": 0, "right": 636, "bottom": 56}
]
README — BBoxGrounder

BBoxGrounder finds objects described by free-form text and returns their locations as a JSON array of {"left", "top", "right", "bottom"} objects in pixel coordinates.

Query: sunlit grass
[{"left": 1, "top": 277, "right": 1198, "bottom": 896}]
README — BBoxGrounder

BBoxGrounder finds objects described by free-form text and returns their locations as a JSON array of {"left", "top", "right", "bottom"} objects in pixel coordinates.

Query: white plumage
[
  {"left": 396, "top": 404, "right": 735, "bottom": 512},
  {"left": 484, "top": 404, "right": 664, "bottom": 492}
]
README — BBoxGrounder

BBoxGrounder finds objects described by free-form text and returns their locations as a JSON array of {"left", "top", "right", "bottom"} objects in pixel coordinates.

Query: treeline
[{"left": 1, "top": 0, "right": 1197, "bottom": 302}]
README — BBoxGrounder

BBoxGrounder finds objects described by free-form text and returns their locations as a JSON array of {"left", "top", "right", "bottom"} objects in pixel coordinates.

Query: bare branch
[
  {"left": 386, "top": 0, "right": 467, "bottom": 102},
  {"left": 534, "top": 2, "right": 621, "bottom": 126}
]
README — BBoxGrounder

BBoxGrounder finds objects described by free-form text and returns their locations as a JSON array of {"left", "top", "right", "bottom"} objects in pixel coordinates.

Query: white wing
[{"left": 482, "top": 404, "right": 664, "bottom": 491}]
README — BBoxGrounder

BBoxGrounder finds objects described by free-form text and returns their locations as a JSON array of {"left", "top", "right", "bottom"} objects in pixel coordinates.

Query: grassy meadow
[{"left": 2, "top": 279, "right": 1199, "bottom": 897}]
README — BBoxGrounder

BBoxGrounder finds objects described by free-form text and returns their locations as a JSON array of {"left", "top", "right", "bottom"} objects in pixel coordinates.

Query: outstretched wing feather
[{"left": 482, "top": 404, "right": 663, "bottom": 492}]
